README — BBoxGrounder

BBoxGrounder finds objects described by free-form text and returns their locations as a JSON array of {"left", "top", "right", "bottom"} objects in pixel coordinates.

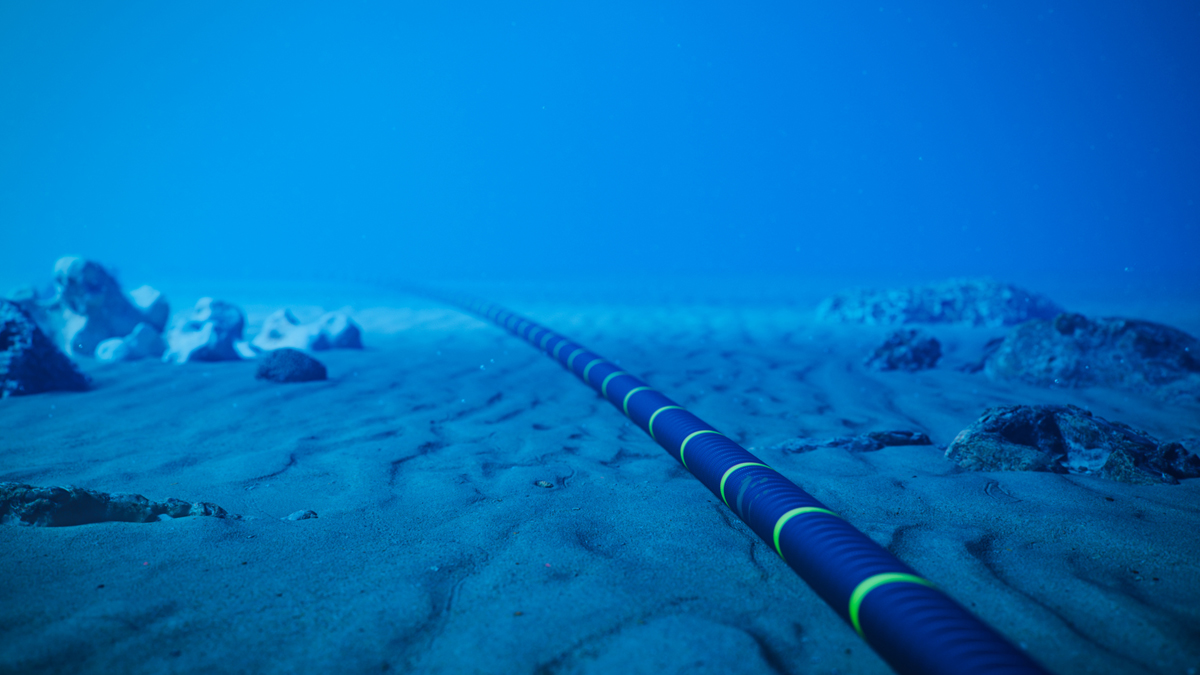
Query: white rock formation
[
  {"left": 163, "top": 298, "right": 247, "bottom": 363},
  {"left": 250, "top": 309, "right": 363, "bottom": 353}
]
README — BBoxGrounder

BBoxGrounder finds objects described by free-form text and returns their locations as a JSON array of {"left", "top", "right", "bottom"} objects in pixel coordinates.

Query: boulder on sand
[
  {"left": 250, "top": 308, "right": 363, "bottom": 352},
  {"left": 984, "top": 313, "right": 1200, "bottom": 400},
  {"left": 163, "top": 298, "right": 247, "bottom": 363},
  {"left": 864, "top": 329, "right": 941, "bottom": 372},
  {"left": 945, "top": 404, "right": 1200, "bottom": 485},
  {"left": 818, "top": 278, "right": 1062, "bottom": 327},
  {"left": 53, "top": 257, "right": 169, "bottom": 356},
  {"left": 255, "top": 348, "right": 328, "bottom": 383},
  {"left": 0, "top": 300, "right": 90, "bottom": 397}
]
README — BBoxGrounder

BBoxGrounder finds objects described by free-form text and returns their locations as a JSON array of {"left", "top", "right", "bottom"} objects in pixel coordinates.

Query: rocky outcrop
[
  {"left": 769, "top": 430, "right": 932, "bottom": 454},
  {"left": 0, "top": 483, "right": 232, "bottom": 526},
  {"left": 0, "top": 300, "right": 90, "bottom": 397},
  {"left": 945, "top": 404, "right": 1200, "bottom": 485},
  {"left": 7, "top": 259, "right": 169, "bottom": 358},
  {"left": 95, "top": 322, "right": 167, "bottom": 363},
  {"left": 53, "top": 257, "right": 169, "bottom": 356},
  {"left": 818, "top": 278, "right": 1062, "bottom": 327},
  {"left": 864, "top": 329, "right": 941, "bottom": 371},
  {"left": 255, "top": 348, "right": 327, "bottom": 383},
  {"left": 984, "top": 313, "right": 1200, "bottom": 400},
  {"left": 163, "top": 298, "right": 247, "bottom": 363},
  {"left": 250, "top": 309, "right": 363, "bottom": 352}
]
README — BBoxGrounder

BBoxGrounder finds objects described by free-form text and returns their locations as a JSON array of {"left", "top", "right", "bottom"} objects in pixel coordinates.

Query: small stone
[
  {"left": 255, "top": 348, "right": 327, "bottom": 383},
  {"left": 284, "top": 510, "right": 318, "bottom": 521},
  {"left": 770, "top": 430, "right": 931, "bottom": 454}
]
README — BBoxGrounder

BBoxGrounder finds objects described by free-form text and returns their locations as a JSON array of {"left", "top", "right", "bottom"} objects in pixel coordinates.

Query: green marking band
[
  {"left": 719, "top": 462, "right": 772, "bottom": 506},
  {"left": 566, "top": 348, "right": 585, "bottom": 371},
  {"left": 772, "top": 507, "right": 841, "bottom": 558},
  {"left": 583, "top": 359, "right": 605, "bottom": 384},
  {"left": 553, "top": 341, "right": 569, "bottom": 360},
  {"left": 600, "top": 371, "right": 627, "bottom": 398},
  {"left": 622, "top": 387, "right": 651, "bottom": 417},
  {"left": 678, "top": 429, "right": 722, "bottom": 469},
  {"left": 540, "top": 332, "right": 554, "bottom": 350},
  {"left": 849, "top": 573, "right": 936, "bottom": 638},
  {"left": 647, "top": 405, "right": 684, "bottom": 441}
]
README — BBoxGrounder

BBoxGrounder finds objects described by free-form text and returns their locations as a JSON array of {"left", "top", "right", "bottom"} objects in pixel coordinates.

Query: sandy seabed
[{"left": 1, "top": 276, "right": 1198, "bottom": 675}]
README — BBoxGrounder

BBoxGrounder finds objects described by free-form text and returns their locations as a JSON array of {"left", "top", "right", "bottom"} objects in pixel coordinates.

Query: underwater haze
[
  {"left": 4, "top": 4, "right": 1200, "bottom": 675},
  {"left": 1, "top": 0, "right": 1198, "bottom": 287}
]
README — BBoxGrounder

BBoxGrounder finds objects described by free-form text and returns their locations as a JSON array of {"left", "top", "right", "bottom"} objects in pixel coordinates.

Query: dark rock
[
  {"left": 817, "top": 278, "right": 1062, "bottom": 327},
  {"left": 770, "top": 430, "right": 932, "bottom": 454},
  {"left": 255, "top": 348, "right": 327, "bottom": 383},
  {"left": 945, "top": 404, "right": 1200, "bottom": 484},
  {"left": 865, "top": 329, "right": 942, "bottom": 371},
  {"left": 163, "top": 297, "right": 247, "bottom": 363},
  {"left": 0, "top": 482, "right": 232, "bottom": 526},
  {"left": 0, "top": 300, "right": 90, "bottom": 397},
  {"left": 984, "top": 313, "right": 1200, "bottom": 400}
]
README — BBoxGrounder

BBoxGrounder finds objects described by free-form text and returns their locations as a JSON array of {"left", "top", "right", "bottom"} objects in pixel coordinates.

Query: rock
[
  {"left": 865, "top": 329, "right": 942, "bottom": 371},
  {"left": 313, "top": 311, "right": 362, "bottom": 350},
  {"left": 0, "top": 482, "right": 232, "bottom": 526},
  {"left": 817, "top": 278, "right": 1063, "bottom": 327},
  {"left": 0, "top": 300, "right": 90, "bottom": 397},
  {"left": 984, "top": 313, "right": 1200, "bottom": 400},
  {"left": 128, "top": 285, "right": 169, "bottom": 332},
  {"left": 770, "top": 430, "right": 932, "bottom": 454},
  {"left": 52, "top": 257, "right": 169, "bottom": 356},
  {"left": 163, "top": 298, "right": 246, "bottom": 363},
  {"left": 284, "top": 510, "right": 318, "bottom": 521},
  {"left": 94, "top": 323, "right": 167, "bottom": 363},
  {"left": 250, "top": 309, "right": 363, "bottom": 352},
  {"left": 945, "top": 404, "right": 1200, "bottom": 484},
  {"left": 255, "top": 348, "right": 327, "bottom": 383}
]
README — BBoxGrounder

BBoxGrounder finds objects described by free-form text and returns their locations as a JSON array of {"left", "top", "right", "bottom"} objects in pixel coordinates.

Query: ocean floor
[{"left": 1, "top": 276, "right": 1198, "bottom": 675}]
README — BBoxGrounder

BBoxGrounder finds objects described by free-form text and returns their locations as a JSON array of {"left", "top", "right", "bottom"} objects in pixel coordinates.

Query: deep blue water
[{"left": 1, "top": 1, "right": 1197, "bottom": 288}]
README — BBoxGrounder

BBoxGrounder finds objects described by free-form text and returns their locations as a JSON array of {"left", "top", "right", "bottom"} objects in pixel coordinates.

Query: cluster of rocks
[
  {"left": 11, "top": 257, "right": 169, "bottom": 361},
  {"left": 945, "top": 405, "right": 1200, "bottom": 485},
  {"left": 0, "top": 482, "right": 233, "bottom": 526},
  {"left": 2, "top": 257, "right": 363, "bottom": 395},
  {"left": 817, "top": 278, "right": 1063, "bottom": 328},
  {"left": 820, "top": 278, "right": 1200, "bottom": 399}
]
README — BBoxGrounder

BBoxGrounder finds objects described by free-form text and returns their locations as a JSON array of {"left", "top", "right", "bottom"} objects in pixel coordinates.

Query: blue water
[{"left": 1, "top": 1, "right": 1197, "bottom": 286}]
